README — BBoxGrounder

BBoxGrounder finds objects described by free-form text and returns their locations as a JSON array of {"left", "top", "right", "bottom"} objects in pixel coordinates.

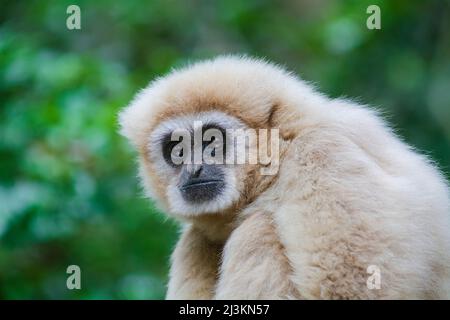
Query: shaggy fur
[{"left": 119, "top": 56, "right": 450, "bottom": 299}]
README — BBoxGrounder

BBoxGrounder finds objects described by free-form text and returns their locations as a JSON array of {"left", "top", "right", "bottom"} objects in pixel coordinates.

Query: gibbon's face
[
  {"left": 147, "top": 111, "right": 251, "bottom": 216},
  {"left": 120, "top": 56, "right": 293, "bottom": 217}
]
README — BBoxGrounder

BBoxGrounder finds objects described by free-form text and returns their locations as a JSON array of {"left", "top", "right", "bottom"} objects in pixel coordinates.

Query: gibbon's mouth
[
  {"left": 180, "top": 179, "right": 224, "bottom": 189},
  {"left": 179, "top": 179, "right": 225, "bottom": 203}
]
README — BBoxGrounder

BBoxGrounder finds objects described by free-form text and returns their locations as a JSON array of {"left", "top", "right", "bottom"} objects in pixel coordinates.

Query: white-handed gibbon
[{"left": 119, "top": 56, "right": 450, "bottom": 299}]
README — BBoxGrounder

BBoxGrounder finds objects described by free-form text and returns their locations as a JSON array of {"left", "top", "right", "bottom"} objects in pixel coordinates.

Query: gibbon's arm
[
  {"left": 166, "top": 225, "right": 221, "bottom": 299},
  {"left": 215, "top": 212, "right": 299, "bottom": 299}
]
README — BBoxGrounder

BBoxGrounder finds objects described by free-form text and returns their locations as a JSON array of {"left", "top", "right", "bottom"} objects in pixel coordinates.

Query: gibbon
[{"left": 119, "top": 56, "right": 450, "bottom": 299}]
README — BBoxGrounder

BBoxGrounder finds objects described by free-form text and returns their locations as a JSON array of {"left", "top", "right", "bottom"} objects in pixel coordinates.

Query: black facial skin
[
  {"left": 161, "top": 124, "right": 227, "bottom": 203},
  {"left": 178, "top": 164, "right": 225, "bottom": 203}
]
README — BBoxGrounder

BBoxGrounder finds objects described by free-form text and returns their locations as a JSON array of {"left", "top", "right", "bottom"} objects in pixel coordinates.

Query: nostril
[{"left": 193, "top": 165, "right": 203, "bottom": 178}]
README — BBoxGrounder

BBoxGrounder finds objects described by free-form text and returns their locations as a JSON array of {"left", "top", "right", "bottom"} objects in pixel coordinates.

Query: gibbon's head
[{"left": 119, "top": 56, "right": 321, "bottom": 217}]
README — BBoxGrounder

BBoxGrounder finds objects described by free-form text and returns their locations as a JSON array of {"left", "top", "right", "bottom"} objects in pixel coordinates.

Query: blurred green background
[{"left": 0, "top": 0, "right": 449, "bottom": 299}]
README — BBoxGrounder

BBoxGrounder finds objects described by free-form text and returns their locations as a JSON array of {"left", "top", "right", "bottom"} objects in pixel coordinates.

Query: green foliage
[{"left": 0, "top": 0, "right": 449, "bottom": 299}]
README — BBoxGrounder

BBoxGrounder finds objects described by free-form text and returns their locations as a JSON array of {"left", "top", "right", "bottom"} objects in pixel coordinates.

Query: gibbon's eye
[
  {"left": 210, "top": 142, "right": 216, "bottom": 157},
  {"left": 162, "top": 135, "right": 184, "bottom": 167},
  {"left": 202, "top": 124, "right": 227, "bottom": 158},
  {"left": 204, "top": 136, "right": 216, "bottom": 157}
]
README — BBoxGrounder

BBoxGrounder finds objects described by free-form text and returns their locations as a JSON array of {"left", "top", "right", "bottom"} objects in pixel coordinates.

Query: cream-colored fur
[{"left": 119, "top": 55, "right": 450, "bottom": 299}]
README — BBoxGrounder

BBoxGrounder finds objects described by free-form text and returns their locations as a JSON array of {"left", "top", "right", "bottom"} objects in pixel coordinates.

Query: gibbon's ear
[
  {"left": 267, "top": 102, "right": 296, "bottom": 141},
  {"left": 267, "top": 103, "right": 279, "bottom": 128}
]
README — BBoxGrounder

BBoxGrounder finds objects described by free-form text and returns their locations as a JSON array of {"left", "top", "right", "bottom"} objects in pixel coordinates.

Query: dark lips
[
  {"left": 180, "top": 179, "right": 224, "bottom": 190},
  {"left": 179, "top": 179, "right": 225, "bottom": 202}
]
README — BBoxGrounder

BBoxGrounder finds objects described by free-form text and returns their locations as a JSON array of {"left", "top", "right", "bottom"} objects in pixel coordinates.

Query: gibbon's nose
[
  {"left": 186, "top": 164, "right": 203, "bottom": 178},
  {"left": 180, "top": 164, "right": 225, "bottom": 185},
  {"left": 192, "top": 165, "right": 203, "bottom": 178},
  {"left": 179, "top": 164, "right": 226, "bottom": 203}
]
